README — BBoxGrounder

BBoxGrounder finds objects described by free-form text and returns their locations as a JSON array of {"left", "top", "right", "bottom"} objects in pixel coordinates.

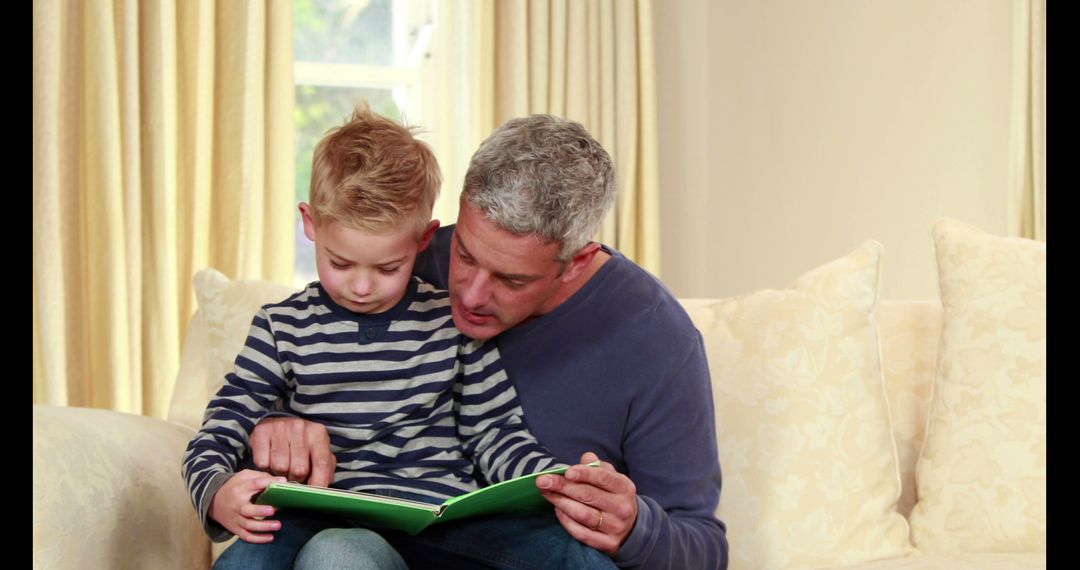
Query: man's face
[
  {"left": 302, "top": 207, "right": 429, "bottom": 314},
  {"left": 448, "top": 204, "right": 568, "bottom": 340}
]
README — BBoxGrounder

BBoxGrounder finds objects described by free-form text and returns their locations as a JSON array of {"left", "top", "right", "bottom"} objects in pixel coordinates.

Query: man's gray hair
[{"left": 462, "top": 115, "right": 617, "bottom": 262}]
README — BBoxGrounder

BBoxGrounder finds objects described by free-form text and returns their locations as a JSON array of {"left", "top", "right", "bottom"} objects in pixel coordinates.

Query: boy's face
[{"left": 301, "top": 204, "right": 437, "bottom": 315}]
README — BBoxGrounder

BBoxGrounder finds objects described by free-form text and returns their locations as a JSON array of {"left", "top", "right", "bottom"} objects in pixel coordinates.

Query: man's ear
[
  {"left": 559, "top": 242, "right": 602, "bottom": 283},
  {"left": 417, "top": 220, "right": 441, "bottom": 252},
  {"left": 299, "top": 203, "right": 318, "bottom": 242}
]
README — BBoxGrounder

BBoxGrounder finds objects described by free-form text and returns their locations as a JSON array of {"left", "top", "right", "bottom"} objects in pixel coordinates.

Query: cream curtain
[
  {"left": 33, "top": 0, "right": 295, "bottom": 419},
  {"left": 430, "top": 0, "right": 660, "bottom": 274},
  {"left": 1008, "top": 0, "right": 1046, "bottom": 241},
  {"left": 495, "top": 0, "right": 660, "bottom": 273},
  {"left": 424, "top": 2, "right": 496, "bottom": 229}
]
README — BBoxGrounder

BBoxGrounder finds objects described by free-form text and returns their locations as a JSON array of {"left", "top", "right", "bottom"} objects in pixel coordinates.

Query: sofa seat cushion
[{"left": 837, "top": 551, "right": 1045, "bottom": 569}]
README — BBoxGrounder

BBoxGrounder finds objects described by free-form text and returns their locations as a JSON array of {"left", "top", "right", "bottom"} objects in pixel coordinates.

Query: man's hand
[
  {"left": 537, "top": 452, "right": 640, "bottom": 554},
  {"left": 249, "top": 416, "right": 336, "bottom": 487},
  {"left": 208, "top": 470, "right": 286, "bottom": 543}
]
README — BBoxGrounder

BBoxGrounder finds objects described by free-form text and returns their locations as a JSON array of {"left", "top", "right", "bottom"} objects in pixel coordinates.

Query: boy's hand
[
  {"left": 250, "top": 416, "right": 336, "bottom": 487},
  {"left": 208, "top": 469, "right": 287, "bottom": 543}
]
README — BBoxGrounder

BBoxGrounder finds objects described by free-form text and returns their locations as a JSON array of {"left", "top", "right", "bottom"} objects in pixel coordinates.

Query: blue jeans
[
  {"left": 380, "top": 511, "right": 616, "bottom": 570},
  {"left": 211, "top": 507, "right": 407, "bottom": 570}
]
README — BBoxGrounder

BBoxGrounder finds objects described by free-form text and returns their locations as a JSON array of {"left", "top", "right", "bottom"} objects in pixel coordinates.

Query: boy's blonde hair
[{"left": 309, "top": 103, "right": 441, "bottom": 237}]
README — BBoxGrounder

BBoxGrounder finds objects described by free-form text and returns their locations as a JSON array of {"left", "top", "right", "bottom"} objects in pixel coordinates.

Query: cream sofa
[{"left": 32, "top": 220, "right": 1045, "bottom": 569}]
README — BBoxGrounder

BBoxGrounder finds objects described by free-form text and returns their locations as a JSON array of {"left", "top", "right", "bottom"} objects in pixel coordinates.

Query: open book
[{"left": 255, "top": 465, "right": 570, "bottom": 535}]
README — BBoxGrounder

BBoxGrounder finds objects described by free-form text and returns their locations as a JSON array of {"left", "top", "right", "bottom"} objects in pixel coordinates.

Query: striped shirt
[{"left": 182, "top": 276, "right": 561, "bottom": 540}]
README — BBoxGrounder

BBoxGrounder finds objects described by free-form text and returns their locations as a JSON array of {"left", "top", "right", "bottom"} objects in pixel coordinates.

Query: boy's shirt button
[{"left": 365, "top": 328, "right": 377, "bottom": 340}]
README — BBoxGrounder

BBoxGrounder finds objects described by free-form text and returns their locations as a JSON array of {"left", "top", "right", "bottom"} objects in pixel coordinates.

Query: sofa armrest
[{"left": 33, "top": 405, "right": 210, "bottom": 569}]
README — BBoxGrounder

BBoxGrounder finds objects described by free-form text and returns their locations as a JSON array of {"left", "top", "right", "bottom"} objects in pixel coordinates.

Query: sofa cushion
[
  {"left": 876, "top": 301, "right": 942, "bottom": 518},
  {"left": 838, "top": 552, "right": 1045, "bottom": 569},
  {"left": 682, "top": 241, "right": 912, "bottom": 569},
  {"left": 168, "top": 268, "right": 297, "bottom": 431},
  {"left": 33, "top": 405, "right": 209, "bottom": 569},
  {"left": 909, "top": 219, "right": 1046, "bottom": 553}
]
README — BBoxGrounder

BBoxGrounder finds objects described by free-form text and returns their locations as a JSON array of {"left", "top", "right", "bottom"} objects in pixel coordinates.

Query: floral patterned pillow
[
  {"left": 909, "top": 219, "right": 1046, "bottom": 552},
  {"left": 168, "top": 268, "right": 297, "bottom": 431},
  {"left": 684, "top": 241, "right": 913, "bottom": 569}
]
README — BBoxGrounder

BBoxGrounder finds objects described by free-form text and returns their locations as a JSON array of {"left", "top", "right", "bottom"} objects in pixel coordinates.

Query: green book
[{"left": 255, "top": 465, "right": 569, "bottom": 535}]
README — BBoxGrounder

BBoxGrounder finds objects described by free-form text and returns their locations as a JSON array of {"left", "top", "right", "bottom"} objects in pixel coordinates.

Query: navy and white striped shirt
[{"left": 182, "top": 276, "right": 561, "bottom": 540}]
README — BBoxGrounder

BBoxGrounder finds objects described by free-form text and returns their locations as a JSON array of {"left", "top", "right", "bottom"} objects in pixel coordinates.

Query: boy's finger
[
  {"left": 240, "top": 517, "right": 282, "bottom": 533},
  {"left": 236, "top": 529, "right": 276, "bottom": 544},
  {"left": 240, "top": 502, "right": 277, "bottom": 519}
]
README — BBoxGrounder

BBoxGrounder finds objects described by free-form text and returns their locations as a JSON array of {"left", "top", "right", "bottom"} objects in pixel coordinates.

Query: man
[{"left": 252, "top": 115, "right": 728, "bottom": 569}]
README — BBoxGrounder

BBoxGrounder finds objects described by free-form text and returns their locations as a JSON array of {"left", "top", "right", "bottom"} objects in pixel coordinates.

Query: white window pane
[{"left": 294, "top": 0, "right": 394, "bottom": 66}]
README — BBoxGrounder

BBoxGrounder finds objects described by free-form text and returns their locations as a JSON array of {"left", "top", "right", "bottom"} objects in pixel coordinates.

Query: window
[{"left": 293, "top": 0, "right": 436, "bottom": 288}]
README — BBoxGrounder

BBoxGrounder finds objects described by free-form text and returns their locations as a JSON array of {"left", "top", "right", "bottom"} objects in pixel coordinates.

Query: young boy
[{"left": 182, "top": 104, "right": 563, "bottom": 566}]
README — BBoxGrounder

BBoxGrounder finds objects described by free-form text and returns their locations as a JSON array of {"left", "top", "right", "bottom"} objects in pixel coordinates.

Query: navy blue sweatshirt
[{"left": 416, "top": 226, "right": 729, "bottom": 570}]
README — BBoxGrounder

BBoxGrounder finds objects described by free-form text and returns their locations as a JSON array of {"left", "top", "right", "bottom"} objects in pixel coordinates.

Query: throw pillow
[
  {"left": 683, "top": 241, "right": 913, "bottom": 569},
  {"left": 168, "top": 268, "right": 297, "bottom": 430},
  {"left": 909, "top": 219, "right": 1046, "bottom": 552}
]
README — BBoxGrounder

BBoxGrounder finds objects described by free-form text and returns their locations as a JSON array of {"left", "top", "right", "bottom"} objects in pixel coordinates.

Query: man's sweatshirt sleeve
[{"left": 612, "top": 334, "right": 729, "bottom": 570}]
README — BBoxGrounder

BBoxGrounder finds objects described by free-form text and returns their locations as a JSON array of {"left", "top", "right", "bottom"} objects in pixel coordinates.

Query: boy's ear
[
  {"left": 299, "top": 203, "right": 318, "bottom": 242},
  {"left": 417, "top": 220, "right": 441, "bottom": 252}
]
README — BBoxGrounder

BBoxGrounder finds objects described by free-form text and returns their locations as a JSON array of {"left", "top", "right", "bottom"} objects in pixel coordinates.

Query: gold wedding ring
[{"left": 594, "top": 509, "right": 605, "bottom": 532}]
